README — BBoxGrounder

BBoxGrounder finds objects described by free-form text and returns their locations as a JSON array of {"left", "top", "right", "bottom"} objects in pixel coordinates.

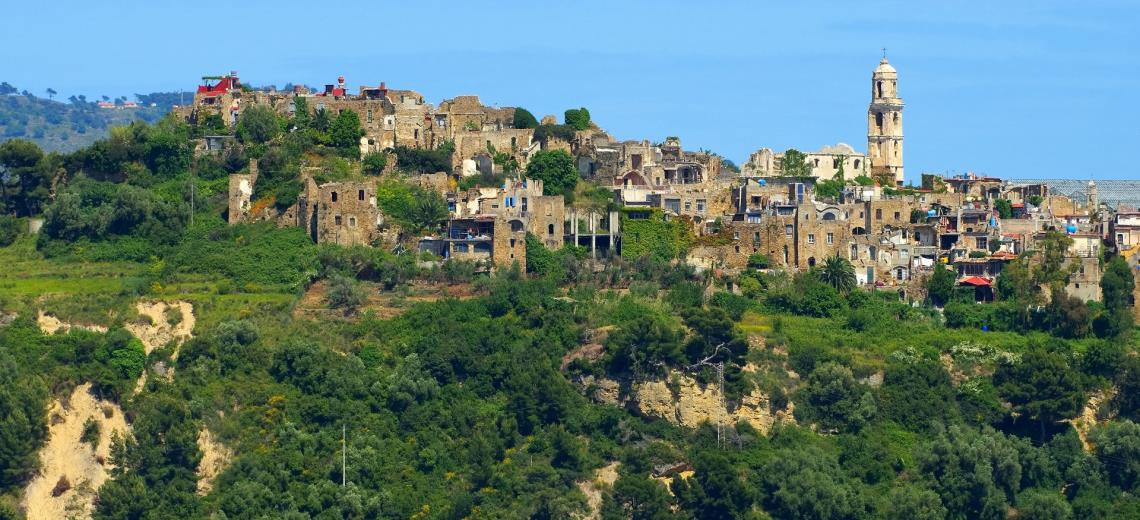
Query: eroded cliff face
[
  {"left": 581, "top": 371, "right": 793, "bottom": 434},
  {"left": 22, "top": 384, "right": 129, "bottom": 520}
]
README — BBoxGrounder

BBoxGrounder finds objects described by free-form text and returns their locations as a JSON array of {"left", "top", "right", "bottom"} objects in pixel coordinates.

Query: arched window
[
  {"left": 808, "top": 257, "right": 816, "bottom": 267},
  {"left": 893, "top": 113, "right": 899, "bottom": 125},
  {"left": 548, "top": 224, "right": 555, "bottom": 235},
  {"left": 331, "top": 191, "right": 338, "bottom": 202},
  {"left": 877, "top": 81, "right": 883, "bottom": 98},
  {"left": 876, "top": 112, "right": 884, "bottom": 132}
]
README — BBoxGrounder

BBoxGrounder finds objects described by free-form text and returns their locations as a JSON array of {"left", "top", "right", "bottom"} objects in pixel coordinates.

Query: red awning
[{"left": 960, "top": 276, "right": 992, "bottom": 286}]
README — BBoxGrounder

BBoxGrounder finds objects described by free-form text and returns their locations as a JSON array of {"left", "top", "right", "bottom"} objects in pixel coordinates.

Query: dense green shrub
[
  {"left": 0, "top": 215, "right": 20, "bottom": 246},
  {"left": 393, "top": 141, "right": 454, "bottom": 174},
  {"left": 525, "top": 149, "right": 578, "bottom": 197},
  {"left": 166, "top": 220, "right": 317, "bottom": 289},
  {"left": 563, "top": 107, "right": 591, "bottom": 131},
  {"left": 512, "top": 108, "right": 539, "bottom": 129},
  {"left": 620, "top": 208, "right": 691, "bottom": 262}
]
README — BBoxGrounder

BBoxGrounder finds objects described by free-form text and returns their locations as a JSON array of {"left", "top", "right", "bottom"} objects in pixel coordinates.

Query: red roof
[{"left": 960, "top": 276, "right": 992, "bottom": 286}]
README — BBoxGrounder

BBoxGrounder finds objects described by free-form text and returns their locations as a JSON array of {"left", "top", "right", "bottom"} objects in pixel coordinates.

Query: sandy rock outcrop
[
  {"left": 1069, "top": 387, "right": 1117, "bottom": 452},
  {"left": 576, "top": 461, "right": 620, "bottom": 520},
  {"left": 635, "top": 375, "right": 785, "bottom": 433},
  {"left": 584, "top": 371, "right": 792, "bottom": 435},
  {"left": 124, "top": 301, "right": 195, "bottom": 356},
  {"left": 36, "top": 311, "right": 107, "bottom": 336},
  {"left": 22, "top": 383, "right": 129, "bottom": 520},
  {"left": 196, "top": 428, "right": 233, "bottom": 495}
]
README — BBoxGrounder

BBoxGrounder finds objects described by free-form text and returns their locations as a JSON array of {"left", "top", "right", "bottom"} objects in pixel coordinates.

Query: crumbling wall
[
  {"left": 226, "top": 169, "right": 258, "bottom": 225},
  {"left": 315, "top": 181, "right": 381, "bottom": 246}
]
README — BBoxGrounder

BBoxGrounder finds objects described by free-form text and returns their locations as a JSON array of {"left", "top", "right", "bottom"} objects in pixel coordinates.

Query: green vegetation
[
  {"left": 0, "top": 85, "right": 173, "bottom": 152},
  {"left": 564, "top": 107, "right": 591, "bottom": 131},
  {"left": 525, "top": 149, "right": 578, "bottom": 198},
  {"left": 994, "top": 198, "right": 1014, "bottom": 219},
  {"left": 513, "top": 107, "right": 539, "bottom": 129},
  {"left": 375, "top": 179, "right": 449, "bottom": 234},
  {"left": 781, "top": 148, "right": 811, "bottom": 177},
  {"left": 620, "top": 208, "right": 691, "bottom": 261},
  {"left": 0, "top": 101, "right": 1137, "bottom": 520},
  {"left": 393, "top": 141, "right": 454, "bottom": 174}
]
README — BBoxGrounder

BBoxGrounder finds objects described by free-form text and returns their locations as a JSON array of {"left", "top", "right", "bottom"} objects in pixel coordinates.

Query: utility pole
[{"left": 342, "top": 424, "right": 347, "bottom": 487}]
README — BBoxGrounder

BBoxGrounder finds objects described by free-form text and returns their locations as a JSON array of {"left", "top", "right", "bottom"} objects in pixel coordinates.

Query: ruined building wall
[{"left": 315, "top": 181, "right": 381, "bottom": 246}]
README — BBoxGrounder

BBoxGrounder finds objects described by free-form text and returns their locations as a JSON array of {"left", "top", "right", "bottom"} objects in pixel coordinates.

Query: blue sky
[{"left": 4, "top": 1, "right": 1138, "bottom": 182}]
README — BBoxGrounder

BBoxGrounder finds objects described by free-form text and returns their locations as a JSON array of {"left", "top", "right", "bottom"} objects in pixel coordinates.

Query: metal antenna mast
[
  {"left": 342, "top": 424, "right": 347, "bottom": 487},
  {"left": 716, "top": 362, "right": 725, "bottom": 448}
]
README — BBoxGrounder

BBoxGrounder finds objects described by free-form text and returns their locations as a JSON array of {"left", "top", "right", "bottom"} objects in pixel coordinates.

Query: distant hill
[{"left": 0, "top": 81, "right": 187, "bottom": 153}]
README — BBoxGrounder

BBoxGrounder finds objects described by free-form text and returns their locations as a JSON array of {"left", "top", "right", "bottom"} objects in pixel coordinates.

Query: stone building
[
  {"left": 226, "top": 160, "right": 258, "bottom": 225},
  {"left": 429, "top": 216, "right": 526, "bottom": 269},
  {"left": 314, "top": 181, "right": 383, "bottom": 246},
  {"left": 867, "top": 57, "right": 904, "bottom": 186},
  {"left": 741, "top": 144, "right": 868, "bottom": 181}
]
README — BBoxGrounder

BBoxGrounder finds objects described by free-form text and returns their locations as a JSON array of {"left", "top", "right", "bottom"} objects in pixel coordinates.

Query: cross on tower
[{"left": 882, "top": 47, "right": 887, "bottom": 59}]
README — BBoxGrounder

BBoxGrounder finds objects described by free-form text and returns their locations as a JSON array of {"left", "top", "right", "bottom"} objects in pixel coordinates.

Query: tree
[
  {"left": 880, "top": 357, "right": 959, "bottom": 430},
  {"left": 0, "top": 351, "right": 47, "bottom": 489},
  {"left": 513, "top": 108, "right": 539, "bottom": 129},
  {"left": 525, "top": 150, "right": 578, "bottom": 197},
  {"left": 1016, "top": 488, "right": 1073, "bottom": 520},
  {"left": 673, "top": 450, "right": 751, "bottom": 518},
  {"left": 1033, "top": 231, "right": 1076, "bottom": 292},
  {"left": 926, "top": 265, "right": 956, "bottom": 306},
  {"left": 0, "top": 215, "right": 20, "bottom": 246},
  {"left": 1090, "top": 420, "right": 1140, "bottom": 492},
  {"left": 1098, "top": 256, "right": 1135, "bottom": 337},
  {"left": 818, "top": 254, "right": 856, "bottom": 293},
  {"left": 45, "top": 88, "right": 57, "bottom": 100},
  {"left": 0, "top": 82, "right": 16, "bottom": 95},
  {"left": 918, "top": 425, "right": 1023, "bottom": 520},
  {"left": 329, "top": 109, "right": 365, "bottom": 159},
  {"left": 994, "top": 198, "right": 1013, "bottom": 219},
  {"left": 781, "top": 149, "right": 811, "bottom": 177},
  {"left": 747, "top": 252, "right": 771, "bottom": 269},
  {"left": 235, "top": 105, "right": 280, "bottom": 145},
  {"left": 882, "top": 486, "right": 947, "bottom": 520},
  {"left": 291, "top": 96, "right": 311, "bottom": 130},
  {"left": 326, "top": 274, "right": 367, "bottom": 314},
  {"left": 795, "top": 362, "right": 877, "bottom": 432},
  {"left": 602, "top": 474, "right": 676, "bottom": 520},
  {"left": 995, "top": 349, "right": 1085, "bottom": 442},
  {"left": 1046, "top": 287, "right": 1091, "bottom": 338},
  {"left": 361, "top": 151, "right": 387, "bottom": 175},
  {"left": 0, "top": 139, "right": 51, "bottom": 216},
  {"left": 563, "top": 107, "right": 591, "bottom": 131},
  {"left": 758, "top": 446, "right": 867, "bottom": 519},
  {"left": 606, "top": 316, "right": 683, "bottom": 378}
]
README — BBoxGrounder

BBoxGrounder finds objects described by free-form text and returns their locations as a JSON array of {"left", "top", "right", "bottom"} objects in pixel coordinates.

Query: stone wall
[{"left": 315, "top": 181, "right": 381, "bottom": 246}]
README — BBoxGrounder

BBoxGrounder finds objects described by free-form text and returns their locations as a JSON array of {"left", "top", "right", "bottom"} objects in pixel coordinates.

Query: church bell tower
[{"left": 868, "top": 55, "right": 904, "bottom": 186}]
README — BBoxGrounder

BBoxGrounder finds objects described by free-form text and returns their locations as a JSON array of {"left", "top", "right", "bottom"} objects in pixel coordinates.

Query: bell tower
[{"left": 868, "top": 55, "right": 904, "bottom": 186}]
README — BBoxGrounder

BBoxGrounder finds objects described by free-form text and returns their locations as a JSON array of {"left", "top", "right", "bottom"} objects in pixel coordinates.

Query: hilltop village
[
  {"left": 171, "top": 58, "right": 1135, "bottom": 319},
  {"left": 5, "top": 53, "right": 1140, "bottom": 520}
]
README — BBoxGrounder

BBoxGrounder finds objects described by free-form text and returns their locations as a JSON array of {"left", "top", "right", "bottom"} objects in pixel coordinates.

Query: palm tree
[{"left": 818, "top": 254, "right": 856, "bottom": 293}]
